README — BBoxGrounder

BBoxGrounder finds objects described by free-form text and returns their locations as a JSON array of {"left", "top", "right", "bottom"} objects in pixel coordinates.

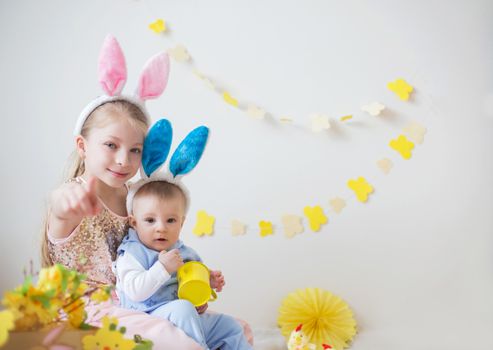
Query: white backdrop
[{"left": 1, "top": 0, "right": 492, "bottom": 349}]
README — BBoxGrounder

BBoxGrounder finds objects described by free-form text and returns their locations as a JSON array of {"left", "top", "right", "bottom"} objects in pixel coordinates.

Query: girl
[{"left": 42, "top": 35, "right": 253, "bottom": 349}]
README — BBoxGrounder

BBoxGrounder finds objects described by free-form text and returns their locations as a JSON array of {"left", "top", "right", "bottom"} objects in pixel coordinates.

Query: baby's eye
[
  {"left": 105, "top": 142, "right": 117, "bottom": 149},
  {"left": 131, "top": 148, "right": 142, "bottom": 154},
  {"left": 167, "top": 218, "right": 177, "bottom": 224},
  {"left": 144, "top": 218, "right": 155, "bottom": 223}
]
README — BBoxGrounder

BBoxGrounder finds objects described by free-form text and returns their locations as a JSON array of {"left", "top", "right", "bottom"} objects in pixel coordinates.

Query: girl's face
[
  {"left": 130, "top": 194, "right": 186, "bottom": 252},
  {"left": 77, "top": 116, "right": 145, "bottom": 188}
]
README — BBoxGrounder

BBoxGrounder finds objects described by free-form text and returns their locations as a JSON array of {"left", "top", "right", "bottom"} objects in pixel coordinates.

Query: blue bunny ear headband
[{"left": 126, "top": 119, "right": 210, "bottom": 215}]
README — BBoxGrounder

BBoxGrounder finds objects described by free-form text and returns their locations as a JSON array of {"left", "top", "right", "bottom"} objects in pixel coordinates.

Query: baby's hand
[
  {"left": 196, "top": 303, "right": 208, "bottom": 314},
  {"left": 51, "top": 176, "right": 101, "bottom": 219},
  {"left": 158, "top": 249, "right": 183, "bottom": 274},
  {"left": 210, "top": 270, "right": 225, "bottom": 292}
]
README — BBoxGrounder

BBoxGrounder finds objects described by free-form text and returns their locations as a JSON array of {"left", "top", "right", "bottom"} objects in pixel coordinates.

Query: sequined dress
[{"left": 48, "top": 204, "right": 128, "bottom": 286}]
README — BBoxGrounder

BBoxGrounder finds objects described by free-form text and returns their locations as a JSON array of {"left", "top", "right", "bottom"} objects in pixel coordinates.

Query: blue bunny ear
[
  {"left": 169, "top": 126, "right": 209, "bottom": 177},
  {"left": 142, "top": 119, "right": 173, "bottom": 177}
]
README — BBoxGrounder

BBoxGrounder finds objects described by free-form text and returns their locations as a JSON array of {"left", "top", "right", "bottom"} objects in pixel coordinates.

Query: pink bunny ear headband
[{"left": 74, "top": 35, "right": 170, "bottom": 136}]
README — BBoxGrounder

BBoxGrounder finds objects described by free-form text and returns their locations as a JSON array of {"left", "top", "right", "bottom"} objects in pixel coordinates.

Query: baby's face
[{"left": 130, "top": 194, "right": 186, "bottom": 252}]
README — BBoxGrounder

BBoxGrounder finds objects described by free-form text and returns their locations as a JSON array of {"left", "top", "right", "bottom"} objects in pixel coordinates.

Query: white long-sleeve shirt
[{"left": 115, "top": 252, "right": 171, "bottom": 302}]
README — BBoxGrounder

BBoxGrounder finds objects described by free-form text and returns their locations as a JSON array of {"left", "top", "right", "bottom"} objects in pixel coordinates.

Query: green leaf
[
  {"left": 21, "top": 275, "right": 33, "bottom": 294},
  {"left": 31, "top": 295, "right": 51, "bottom": 308},
  {"left": 133, "top": 340, "right": 154, "bottom": 350}
]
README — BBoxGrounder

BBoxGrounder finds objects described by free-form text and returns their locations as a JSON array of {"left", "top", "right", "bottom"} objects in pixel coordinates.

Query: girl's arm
[
  {"left": 48, "top": 177, "right": 101, "bottom": 239},
  {"left": 116, "top": 252, "right": 171, "bottom": 302}
]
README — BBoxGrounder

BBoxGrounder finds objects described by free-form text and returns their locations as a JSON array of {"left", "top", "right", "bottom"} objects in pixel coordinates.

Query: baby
[{"left": 115, "top": 179, "right": 252, "bottom": 350}]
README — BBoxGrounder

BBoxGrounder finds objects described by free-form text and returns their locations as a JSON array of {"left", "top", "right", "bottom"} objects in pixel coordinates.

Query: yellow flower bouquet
[{"left": 0, "top": 264, "right": 152, "bottom": 350}]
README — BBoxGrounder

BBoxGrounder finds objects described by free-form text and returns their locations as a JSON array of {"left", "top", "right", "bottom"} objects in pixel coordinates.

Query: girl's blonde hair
[{"left": 40, "top": 100, "right": 149, "bottom": 267}]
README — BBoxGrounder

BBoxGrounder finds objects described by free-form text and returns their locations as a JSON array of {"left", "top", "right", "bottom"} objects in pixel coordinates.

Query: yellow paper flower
[
  {"left": 193, "top": 210, "right": 215, "bottom": 236},
  {"left": 278, "top": 288, "right": 357, "bottom": 350},
  {"left": 0, "top": 310, "right": 15, "bottom": 347},
  {"left": 347, "top": 177, "right": 373, "bottom": 203},
  {"left": 389, "top": 135, "right": 414, "bottom": 159},
  {"left": 82, "top": 316, "right": 136, "bottom": 350},
  {"left": 282, "top": 215, "right": 304, "bottom": 238},
  {"left": 259, "top": 220, "right": 274, "bottom": 237},
  {"left": 387, "top": 78, "right": 413, "bottom": 101},
  {"left": 149, "top": 19, "right": 166, "bottom": 33},
  {"left": 223, "top": 92, "right": 239, "bottom": 107},
  {"left": 303, "top": 206, "right": 327, "bottom": 232}
]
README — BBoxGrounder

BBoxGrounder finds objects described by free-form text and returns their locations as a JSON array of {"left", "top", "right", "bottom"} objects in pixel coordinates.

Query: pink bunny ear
[
  {"left": 136, "top": 52, "right": 170, "bottom": 100},
  {"left": 98, "top": 35, "right": 127, "bottom": 96}
]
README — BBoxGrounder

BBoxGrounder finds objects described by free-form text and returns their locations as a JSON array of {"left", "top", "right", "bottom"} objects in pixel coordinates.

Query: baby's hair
[
  {"left": 41, "top": 100, "right": 150, "bottom": 267},
  {"left": 133, "top": 181, "right": 188, "bottom": 213}
]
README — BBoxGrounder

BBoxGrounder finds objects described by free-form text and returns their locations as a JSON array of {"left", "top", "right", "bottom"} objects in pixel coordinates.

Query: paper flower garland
[
  {"left": 329, "top": 198, "right": 346, "bottom": 214},
  {"left": 361, "top": 102, "right": 385, "bottom": 116},
  {"left": 387, "top": 78, "right": 414, "bottom": 101},
  {"left": 247, "top": 105, "right": 267, "bottom": 119},
  {"left": 168, "top": 45, "right": 190, "bottom": 62},
  {"left": 310, "top": 114, "right": 331, "bottom": 132},
  {"left": 377, "top": 158, "right": 393, "bottom": 174},
  {"left": 149, "top": 19, "right": 166, "bottom": 34},
  {"left": 231, "top": 219, "right": 247, "bottom": 236},
  {"left": 223, "top": 92, "right": 239, "bottom": 107},
  {"left": 347, "top": 177, "right": 374, "bottom": 203},
  {"left": 282, "top": 215, "right": 304, "bottom": 238},
  {"left": 145, "top": 19, "right": 428, "bottom": 238},
  {"left": 403, "top": 121, "right": 427, "bottom": 144},
  {"left": 193, "top": 210, "right": 215, "bottom": 236},
  {"left": 278, "top": 288, "right": 357, "bottom": 350},
  {"left": 259, "top": 220, "right": 274, "bottom": 237},
  {"left": 303, "top": 206, "right": 328, "bottom": 232},
  {"left": 389, "top": 135, "right": 414, "bottom": 159}
]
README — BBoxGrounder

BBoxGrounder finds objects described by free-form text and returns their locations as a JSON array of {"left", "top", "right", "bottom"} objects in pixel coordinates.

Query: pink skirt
[{"left": 86, "top": 300, "right": 254, "bottom": 349}]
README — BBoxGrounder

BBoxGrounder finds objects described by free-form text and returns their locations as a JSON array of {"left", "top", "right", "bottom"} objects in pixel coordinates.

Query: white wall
[{"left": 1, "top": 0, "right": 492, "bottom": 348}]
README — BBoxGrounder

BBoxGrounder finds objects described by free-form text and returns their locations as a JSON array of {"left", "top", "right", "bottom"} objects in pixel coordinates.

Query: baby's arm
[
  {"left": 48, "top": 177, "right": 101, "bottom": 239},
  {"left": 116, "top": 252, "right": 171, "bottom": 302}
]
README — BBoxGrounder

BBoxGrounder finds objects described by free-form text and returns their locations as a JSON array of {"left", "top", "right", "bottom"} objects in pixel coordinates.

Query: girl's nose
[{"left": 116, "top": 150, "right": 130, "bottom": 166}]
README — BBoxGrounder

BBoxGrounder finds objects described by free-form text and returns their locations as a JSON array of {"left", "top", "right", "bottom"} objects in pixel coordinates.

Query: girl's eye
[
  {"left": 105, "top": 142, "right": 117, "bottom": 149},
  {"left": 167, "top": 218, "right": 176, "bottom": 224},
  {"left": 144, "top": 218, "right": 155, "bottom": 224},
  {"left": 131, "top": 148, "right": 142, "bottom": 154}
]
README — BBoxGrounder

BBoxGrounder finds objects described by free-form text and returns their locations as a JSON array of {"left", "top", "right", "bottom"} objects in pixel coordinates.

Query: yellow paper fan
[{"left": 278, "top": 288, "right": 357, "bottom": 350}]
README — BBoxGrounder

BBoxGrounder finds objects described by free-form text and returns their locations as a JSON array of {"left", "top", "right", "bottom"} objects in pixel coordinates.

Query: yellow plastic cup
[{"left": 177, "top": 261, "right": 217, "bottom": 306}]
